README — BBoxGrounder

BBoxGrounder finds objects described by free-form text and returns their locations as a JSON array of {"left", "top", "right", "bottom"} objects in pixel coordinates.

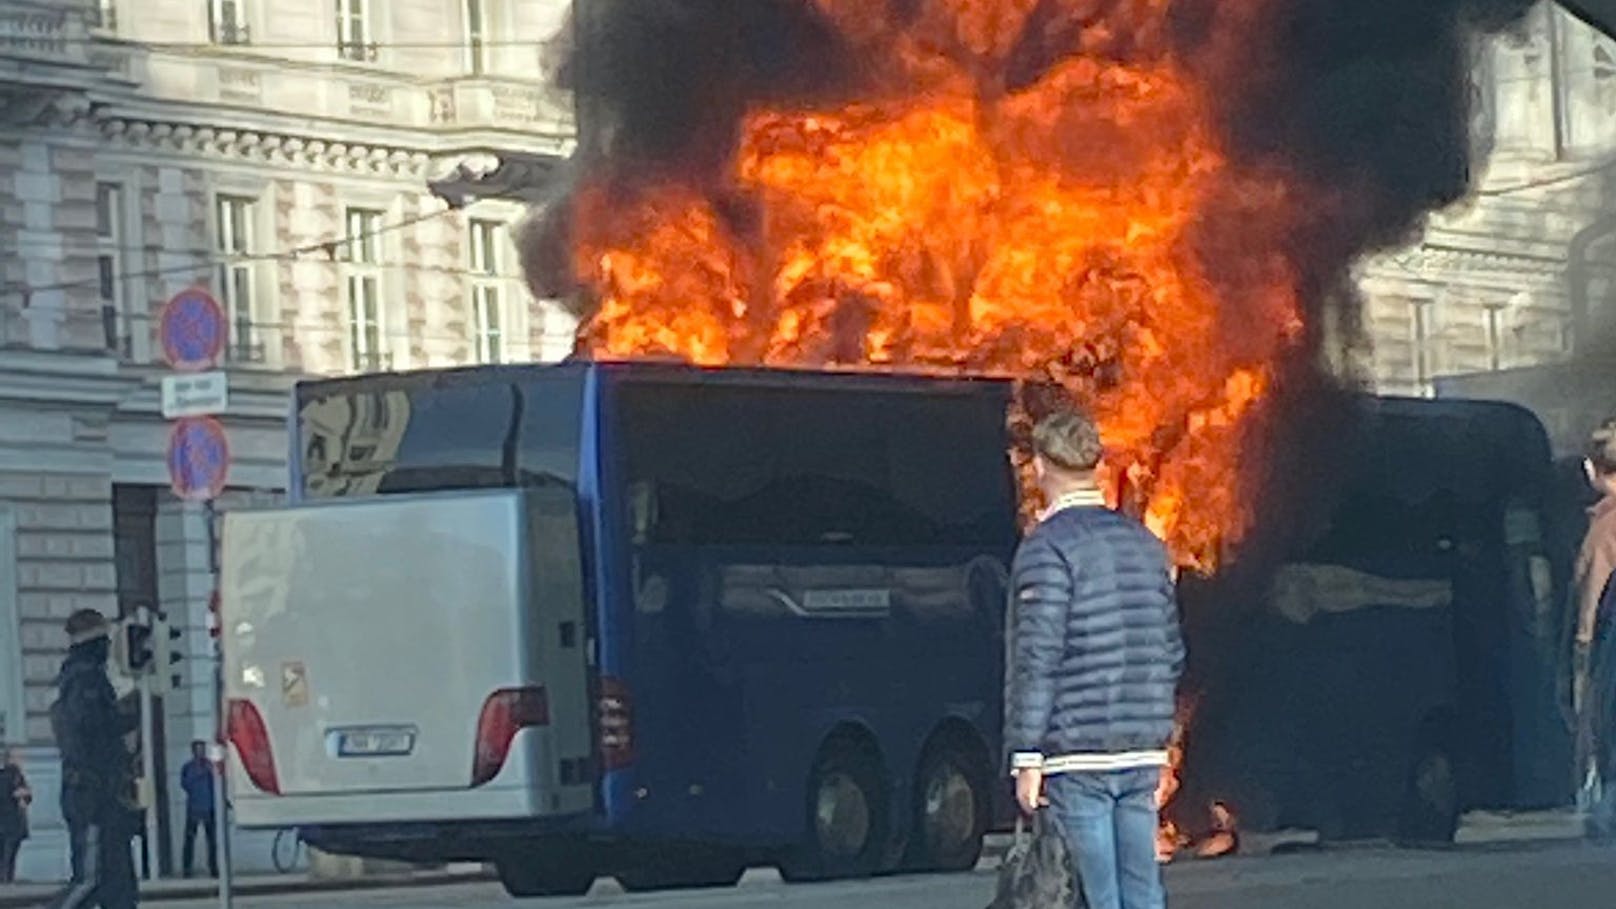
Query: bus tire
[
  {"left": 494, "top": 849, "right": 596, "bottom": 898},
  {"left": 1395, "top": 742, "right": 1460, "bottom": 846},
  {"left": 779, "top": 740, "right": 888, "bottom": 882},
  {"left": 905, "top": 741, "right": 990, "bottom": 872}
]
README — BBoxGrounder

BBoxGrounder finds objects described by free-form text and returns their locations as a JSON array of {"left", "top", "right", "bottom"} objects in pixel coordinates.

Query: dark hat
[{"left": 64, "top": 609, "right": 110, "bottom": 645}]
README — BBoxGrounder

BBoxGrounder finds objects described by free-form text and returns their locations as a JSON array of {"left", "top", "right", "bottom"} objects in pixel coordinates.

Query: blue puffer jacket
[{"left": 1004, "top": 502, "right": 1185, "bottom": 770}]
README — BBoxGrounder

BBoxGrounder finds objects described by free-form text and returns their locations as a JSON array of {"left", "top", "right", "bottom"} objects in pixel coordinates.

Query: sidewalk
[
  {"left": 0, "top": 866, "right": 493, "bottom": 908},
  {"left": 0, "top": 809, "right": 1585, "bottom": 908}
]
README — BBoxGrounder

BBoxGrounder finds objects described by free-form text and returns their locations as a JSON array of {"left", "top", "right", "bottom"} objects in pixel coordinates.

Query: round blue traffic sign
[
  {"left": 168, "top": 417, "right": 231, "bottom": 502},
  {"left": 160, "top": 288, "right": 227, "bottom": 371}
]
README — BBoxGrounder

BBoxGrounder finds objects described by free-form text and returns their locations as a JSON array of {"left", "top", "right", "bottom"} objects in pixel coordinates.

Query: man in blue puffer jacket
[{"left": 1006, "top": 409, "right": 1185, "bottom": 909}]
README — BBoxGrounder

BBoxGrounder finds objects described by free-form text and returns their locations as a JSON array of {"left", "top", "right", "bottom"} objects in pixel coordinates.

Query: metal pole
[
  {"left": 134, "top": 605, "right": 160, "bottom": 881},
  {"left": 204, "top": 500, "right": 233, "bottom": 909},
  {"left": 212, "top": 697, "right": 232, "bottom": 909}
]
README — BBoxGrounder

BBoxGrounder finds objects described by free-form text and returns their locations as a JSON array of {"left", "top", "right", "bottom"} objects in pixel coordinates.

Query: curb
[
  {"left": 982, "top": 809, "right": 1587, "bottom": 863},
  {"left": 0, "top": 812, "right": 1583, "bottom": 907},
  {"left": 0, "top": 870, "right": 493, "bottom": 908}
]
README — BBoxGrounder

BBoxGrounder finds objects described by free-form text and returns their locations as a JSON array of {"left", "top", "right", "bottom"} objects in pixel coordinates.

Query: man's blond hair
[
  {"left": 1589, "top": 417, "right": 1616, "bottom": 475},
  {"left": 1032, "top": 410, "right": 1103, "bottom": 473}
]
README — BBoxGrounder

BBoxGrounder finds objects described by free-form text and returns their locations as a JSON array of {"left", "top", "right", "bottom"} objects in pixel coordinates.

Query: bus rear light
[
  {"left": 597, "top": 676, "right": 634, "bottom": 771},
  {"left": 472, "top": 686, "right": 550, "bottom": 788},
  {"left": 227, "top": 699, "right": 281, "bottom": 795}
]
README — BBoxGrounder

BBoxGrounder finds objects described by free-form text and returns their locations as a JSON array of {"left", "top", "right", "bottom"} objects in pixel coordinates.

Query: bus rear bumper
[
  {"left": 295, "top": 815, "right": 599, "bottom": 864},
  {"left": 234, "top": 783, "right": 589, "bottom": 831}
]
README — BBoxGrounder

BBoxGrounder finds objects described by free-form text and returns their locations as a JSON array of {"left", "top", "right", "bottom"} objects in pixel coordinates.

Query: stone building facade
[
  {"left": 1359, "top": 3, "right": 1616, "bottom": 454},
  {"left": 5, "top": 0, "right": 1613, "bottom": 885},
  {"left": 1, "top": 0, "right": 574, "bottom": 878}
]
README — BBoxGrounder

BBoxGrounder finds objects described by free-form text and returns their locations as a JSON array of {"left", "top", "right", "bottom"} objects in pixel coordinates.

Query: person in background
[
  {"left": 1577, "top": 418, "right": 1616, "bottom": 838},
  {"left": 1005, "top": 409, "right": 1185, "bottom": 909},
  {"left": 179, "top": 741, "right": 218, "bottom": 878},
  {"left": 46, "top": 609, "right": 140, "bottom": 909},
  {"left": 0, "top": 747, "right": 30, "bottom": 883}
]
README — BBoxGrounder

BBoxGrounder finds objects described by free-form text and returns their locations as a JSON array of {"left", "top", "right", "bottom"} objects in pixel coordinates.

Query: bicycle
[{"left": 271, "top": 827, "right": 306, "bottom": 874}]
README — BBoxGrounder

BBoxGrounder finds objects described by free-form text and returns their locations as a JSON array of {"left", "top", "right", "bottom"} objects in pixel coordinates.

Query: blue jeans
[{"left": 1046, "top": 767, "right": 1165, "bottom": 909}]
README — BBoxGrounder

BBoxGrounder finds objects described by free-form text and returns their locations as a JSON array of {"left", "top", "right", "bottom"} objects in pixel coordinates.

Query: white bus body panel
[{"left": 219, "top": 489, "right": 594, "bottom": 829}]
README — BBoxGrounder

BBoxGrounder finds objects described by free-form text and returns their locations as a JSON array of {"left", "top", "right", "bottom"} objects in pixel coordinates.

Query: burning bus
[
  {"left": 219, "top": 360, "right": 1574, "bottom": 896},
  {"left": 217, "top": 0, "right": 1566, "bottom": 893},
  {"left": 527, "top": 0, "right": 1560, "bottom": 862},
  {"left": 1169, "top": 394, "right": 1578, "bottom": 851}
]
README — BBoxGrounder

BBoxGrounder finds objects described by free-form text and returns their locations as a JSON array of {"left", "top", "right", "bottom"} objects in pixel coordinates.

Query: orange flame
[
  {"left": 569, "top": 1, "right": 1307, "bottom": 570},
  {"left": 1156, "top": 698, "right": 1192, "bottom": 862},
  {"left": 1153, "top": 696, "right": 1238, "bottom": 863}
]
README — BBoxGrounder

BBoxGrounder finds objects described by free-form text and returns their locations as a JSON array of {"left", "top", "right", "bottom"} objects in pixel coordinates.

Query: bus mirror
[{"left": 629, "top": 483, "right": 658, "bottom": 544}]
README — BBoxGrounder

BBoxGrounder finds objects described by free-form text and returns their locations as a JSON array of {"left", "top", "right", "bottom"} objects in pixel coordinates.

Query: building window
[
  {"left": 468, "top": 220, "right": 506, "bottom": 364},
  {"left": 92, "top": 0, "right": 117, "bottom": 30},
  {"left": 465, "top": 0, "right": 487, "bottom": 74},
  {"left": 96, "top": 183, "right": 125, "bottom": 354},
  {"left": 209, "top": 0, "right": 251, "bottom": 45},
  {"left": 335, "top": 0, "right": 376, "bottom": 62},
  {"left": 215, "top": 195, "right": 262, "bottom": 363},
  {"left": 343, "top": 208, "right": 388, "bottom": 372}
]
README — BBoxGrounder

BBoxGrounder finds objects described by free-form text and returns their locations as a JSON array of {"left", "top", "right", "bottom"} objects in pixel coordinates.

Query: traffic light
[
  {"left": 111, "top": 611, "right": 185, "bottom": 693},
  {"left": 124, "top": 619, "right": 154, "bottom": 675},
  {"left": 152, "top": 614, "right": 184, "bottom": 695}
]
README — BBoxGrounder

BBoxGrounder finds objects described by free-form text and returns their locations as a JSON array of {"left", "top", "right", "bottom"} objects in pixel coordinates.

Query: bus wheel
[
  {"left": 1395, "top": 743, "right": 1460, "bottom": 846},
  {"left": 905, "top": 743, "right": 989, "bottom": 872},
  {"left": 494, "top": 847, "right": 596, "bottom": 898},
  {"left": 780, "top": 741, "right": 888, "bottom": 882}
]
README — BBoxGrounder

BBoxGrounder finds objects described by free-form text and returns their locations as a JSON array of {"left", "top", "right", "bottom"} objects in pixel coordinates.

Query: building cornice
[
  {"left": 141, "top": 44, "right": 557, "bottom": 88},
  {"left": 0, "top": 350, "right": 128, "bottom": 408},
  {"left": 88, "top": 91, "right": 573, "bottom": 155},
  {"left": 82, "top": 50, "right": 574, "bottom": 151},
  {"left": 8, "top": 24, "right": 576, "bottom": 186},
  {"left": 16, "top": 102, "right": 571, "bottom": 186},
  {"left": 93, "top": 114, "right": 440, "bottom": 179},
  {"left": 0, "top": 350, "right": 304, "bottom": 422},
  {"left": 1374, "top": 242, "right": 1569, "bottom": 280}
]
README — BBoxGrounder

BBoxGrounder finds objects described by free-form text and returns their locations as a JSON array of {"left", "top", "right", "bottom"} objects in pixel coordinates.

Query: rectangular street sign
[{"left": 161, "top": 371, "right": 229, "bottom": 419}]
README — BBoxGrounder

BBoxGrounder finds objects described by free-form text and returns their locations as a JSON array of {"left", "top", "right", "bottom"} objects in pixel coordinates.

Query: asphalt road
[{"left": 142, "top": 840, "right": 1616, "bottom": 909}]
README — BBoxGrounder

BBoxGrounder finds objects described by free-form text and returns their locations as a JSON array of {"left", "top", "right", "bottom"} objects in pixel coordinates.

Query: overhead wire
[
  {"left": 5, "top": 235, "right": 524, "bottom": 283},
  {"left": 4, "top": 207, "right": 463, "bottom": 301}
]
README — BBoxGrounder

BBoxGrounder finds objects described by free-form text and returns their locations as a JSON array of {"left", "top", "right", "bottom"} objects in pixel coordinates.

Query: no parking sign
[
  {"left": 168, "top": 416, "right": 231, "bottom": 502},
  {"left": 160, "top": 287, "right": 226, "bottom": 372}
]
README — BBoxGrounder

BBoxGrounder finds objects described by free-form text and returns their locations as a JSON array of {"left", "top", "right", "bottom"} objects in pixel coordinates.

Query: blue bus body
[
  {"left": 283, "top": 362, "right": 1573, "bottom": 889},
  {"left": 1175, "top": 396, "right": 1574, "bottom": 843},
  {"left": 288, "top": 362, "right": 1019, "bottom": 887}
]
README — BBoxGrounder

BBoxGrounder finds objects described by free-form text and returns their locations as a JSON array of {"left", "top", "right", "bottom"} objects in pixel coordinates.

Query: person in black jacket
[
  {"left": 45, "top": 610, "right": 140, "bottom": 909},
  {"left": 1005, "top": 409, "right": 1185, "bottom": 909},
  {"left": 0, "top": 746, "right": 30, "bottom": 882}
]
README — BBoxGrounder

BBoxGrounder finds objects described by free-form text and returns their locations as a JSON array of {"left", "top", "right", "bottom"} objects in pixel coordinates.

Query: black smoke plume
[{"left": 528, "top": 0, "right": 1535, "bottom": 312}]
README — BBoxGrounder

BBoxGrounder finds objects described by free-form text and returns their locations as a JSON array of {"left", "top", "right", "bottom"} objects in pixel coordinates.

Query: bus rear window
[{"left": 296, "top": 372, "right": 583, "bottom": 499}]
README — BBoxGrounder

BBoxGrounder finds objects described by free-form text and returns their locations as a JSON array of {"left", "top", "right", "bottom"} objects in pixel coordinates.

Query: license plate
[{"left": 333, "top": 728, "right": 415, "bottom": 757}]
